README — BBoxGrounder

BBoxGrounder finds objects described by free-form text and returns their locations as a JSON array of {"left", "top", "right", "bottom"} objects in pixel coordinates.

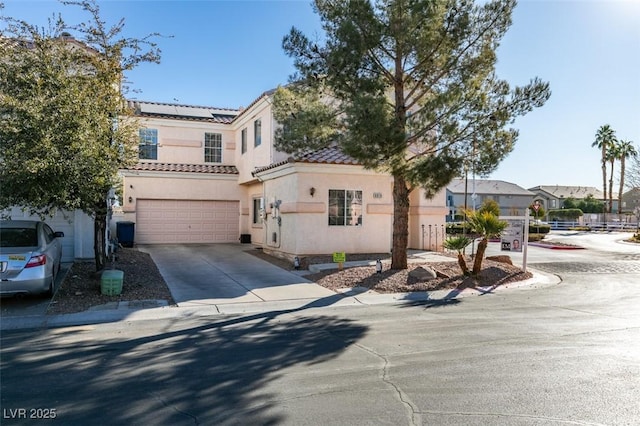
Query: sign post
[{"left": 333, "top": 252, "right": 346, "bottom": 271}]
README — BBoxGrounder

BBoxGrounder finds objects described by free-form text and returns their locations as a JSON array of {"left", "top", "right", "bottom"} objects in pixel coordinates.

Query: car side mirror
[{"left": 54, "top": 232, "right": 65, "bottom": 238}]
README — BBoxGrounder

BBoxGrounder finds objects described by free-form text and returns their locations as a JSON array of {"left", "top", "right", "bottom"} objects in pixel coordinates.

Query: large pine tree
[{"left": 273, "top": 0, "right": 550, "bottom": 269}]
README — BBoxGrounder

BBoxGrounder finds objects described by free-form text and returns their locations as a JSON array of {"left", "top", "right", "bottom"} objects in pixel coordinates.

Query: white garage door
[{"left": 136, "top": 199, "right": 239, "bottom": 244}]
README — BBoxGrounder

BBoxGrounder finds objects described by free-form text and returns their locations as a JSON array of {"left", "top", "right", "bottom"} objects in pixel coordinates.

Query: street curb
[{"left": 0, "top": 268, "right": 561, "bottom": 332}]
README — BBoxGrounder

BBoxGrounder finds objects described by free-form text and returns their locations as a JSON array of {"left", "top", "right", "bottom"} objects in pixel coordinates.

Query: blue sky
[{"left": 2, "top": 0, "right": 639, "bottom": 190}]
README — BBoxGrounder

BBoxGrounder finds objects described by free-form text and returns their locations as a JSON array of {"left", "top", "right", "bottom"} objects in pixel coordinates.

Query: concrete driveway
[{"left": 139, "top": 244, "right": 335, "bottom": 307}]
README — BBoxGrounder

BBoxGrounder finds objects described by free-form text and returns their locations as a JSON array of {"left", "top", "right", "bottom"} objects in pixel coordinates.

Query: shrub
[
  {"left": 548, "top": 208, "right": 583, "bottom": 220},
  {"left": 529, "top": 224, "right": 550, "bottom": 234}
]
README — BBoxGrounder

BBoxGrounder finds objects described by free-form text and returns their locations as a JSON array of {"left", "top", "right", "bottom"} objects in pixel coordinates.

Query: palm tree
[
  {"left": 466, "top": 211, "right": 508, "bottom": 276},
  {"left": 606, "top": 141, "right": 620, "bottom": 214},
  {"left": 593, "top": 125, "right": 617, "bottom": 213},
  {"left": 617, "top": 140, "right": 638, "bottom": 214},
  {"left": 443, "top": 236, "right": 472, "bottom": 276}
]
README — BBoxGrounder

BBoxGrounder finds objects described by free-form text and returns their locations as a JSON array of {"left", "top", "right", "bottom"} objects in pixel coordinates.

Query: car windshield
[{"left": 0, "top": 228, "right": 38, "bottom": 248}]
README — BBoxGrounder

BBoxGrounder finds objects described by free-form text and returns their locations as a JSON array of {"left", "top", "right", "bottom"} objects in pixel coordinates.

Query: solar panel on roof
[
  {"left": 139, "top": 103, "right": 179, "bottom": 115},
  {"left": 174, "top": 106, "right": 213, "bottom": 118}
]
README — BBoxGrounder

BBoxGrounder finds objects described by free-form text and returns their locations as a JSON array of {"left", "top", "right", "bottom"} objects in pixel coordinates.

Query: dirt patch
[{"left": 48, "top": 248, "right": 176, "bottom": 315}]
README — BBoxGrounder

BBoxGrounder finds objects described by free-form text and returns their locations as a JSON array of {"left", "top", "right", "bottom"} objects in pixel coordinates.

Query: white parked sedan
[{"left": 0, "top": 220, "right": 64, "bottom": 297}]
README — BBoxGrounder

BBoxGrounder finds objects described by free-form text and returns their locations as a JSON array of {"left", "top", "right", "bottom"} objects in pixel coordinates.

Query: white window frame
[
  {"left": 328, "top": 189, "right": 363, "bottom": 226},
  {"left": 204, "top": 133, "right": 222, "bottom": 163},
  {"left": 138, "top": 128, "right": 158, "bottom": 160}
]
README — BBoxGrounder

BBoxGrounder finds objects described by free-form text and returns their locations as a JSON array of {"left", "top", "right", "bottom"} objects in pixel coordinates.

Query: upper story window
[
  {"left": 254, "top": 119, "right": 261, "bottom": 147},
  {"left": 241, "top": 128, "right": 247, "bottom": 154},
  {"left": 138, "top": 128, "right": 158, "bottom": 160},
  {"left": 328, "top": 189, "right": 363, "bottom": 226},
  {"left": 204, "top": 133, "right": 222, "bottom": 163}
]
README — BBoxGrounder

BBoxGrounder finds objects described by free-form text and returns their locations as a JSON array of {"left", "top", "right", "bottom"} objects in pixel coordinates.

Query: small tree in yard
[
  {"left": 273, "top": 0, "right": 550, "bottom": 270},
  {"left": 466, "top": 210, "right": 507, "bottom": 276},
  {"left": 443, "top": 235, "right": 472, "bottom": 276},
  {"left": 478, "top": 199, "right": 501, "bottom": 217},
  {"left": 0, "top": 0, "right": 161, "bottom": 270}
]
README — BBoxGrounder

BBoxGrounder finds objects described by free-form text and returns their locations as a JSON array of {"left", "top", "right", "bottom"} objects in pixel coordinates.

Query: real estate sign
[
  {"left": 499, "top": 213, "right": 532, "bottom": 272},
  {"left": 501, "top": 219, "right": 524, "bottom": 253}
]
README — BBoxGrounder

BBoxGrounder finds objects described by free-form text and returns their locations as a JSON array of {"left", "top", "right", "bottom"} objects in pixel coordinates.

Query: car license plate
[{"left": 8, "top": 255, "right": 25, "bottom": 261}]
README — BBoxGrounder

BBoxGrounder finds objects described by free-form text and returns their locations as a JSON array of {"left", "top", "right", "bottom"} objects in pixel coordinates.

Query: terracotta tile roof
[
  {"left": 253, "top": 146, "right": 360, "bottom": 175},
  {"left": 296, "top": 146, "right": 359, "bottom": 165},
  {"left": 126, "top": 162, "right": 238, "bottom": 175},
  {"left": 127, "top": 100, "right": 238, "bottom": 124}
]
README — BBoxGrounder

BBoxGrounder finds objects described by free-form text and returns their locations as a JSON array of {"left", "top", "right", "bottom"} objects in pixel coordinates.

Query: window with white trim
[
  {"left": 254, "top": 119, "right": 261, "bottom": 147},
  {"left": 204, "top": 133, "right": 222, "bottom": 163},
  {"left": 138, "top": 128, "right": 158, "bottom": 160},
  {"left": 328, "top": 190, "right": 363, "bottom": 226},
  {"left": 252, "top": 197, "right": 263, "bottom": 225}
]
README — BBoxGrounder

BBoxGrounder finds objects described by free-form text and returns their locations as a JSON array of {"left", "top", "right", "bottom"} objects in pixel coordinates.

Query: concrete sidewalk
[{"left": 0, "top": 264, "right": 560, "bottom": 332}]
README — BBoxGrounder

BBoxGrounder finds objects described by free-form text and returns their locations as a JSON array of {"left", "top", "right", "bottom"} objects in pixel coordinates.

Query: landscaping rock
[
  {"left": 486, "top": 255, "right": 513, "bottom": 265},
  {"left": 408, "top": 266, "right": 438, "bottom": 280}
]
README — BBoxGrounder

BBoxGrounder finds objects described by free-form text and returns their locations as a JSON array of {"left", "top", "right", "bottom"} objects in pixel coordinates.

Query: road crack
[
  {"left": 354, "top": 342, "right": 422, "bottom": 426},
  {"left": 152, "top": 392, "right": 199, "bottom": 425}
]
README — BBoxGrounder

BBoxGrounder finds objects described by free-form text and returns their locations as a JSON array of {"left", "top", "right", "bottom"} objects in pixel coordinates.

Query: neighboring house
[
  {"left": 3, "top": 207, "right": 95, "bottom": 262},
  {"left": 118, "top": 93, "right": 448, "bottom": 260},
  {"left": 528, "top": 185, "right": 610, "bottom": 212},
  {"left": 622, "top": 187, "right": 640, "bottom": 216},
  {"left": 446, "top": 178, "right": 535, "bottom": 220}
]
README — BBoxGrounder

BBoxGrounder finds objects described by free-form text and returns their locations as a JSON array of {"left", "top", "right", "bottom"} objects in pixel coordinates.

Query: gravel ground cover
[{"left": 49, "top": 247, "right": 531, "bottom": 315}]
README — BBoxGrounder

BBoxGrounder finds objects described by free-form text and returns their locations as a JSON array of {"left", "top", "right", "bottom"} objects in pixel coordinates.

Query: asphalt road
[{"left": 1, "top": 232, "right": 639, "bottom": 425}]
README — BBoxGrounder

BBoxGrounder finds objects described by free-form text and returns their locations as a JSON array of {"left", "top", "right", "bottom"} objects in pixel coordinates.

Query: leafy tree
[
  {"left": 592, "top": 124, "right": 617, "bottom": 214},
  {"left": 0, "top": 0, "right": 160, "bottom": 270},
  {"left": 443, "top": 235, "right": 471, "bottom": 276},
  {"left": 273, "top": 0, "right": 550, "bottom": 269},
  {"left": 576, "top": 195, "right": 604, "bottom": 214},
  {"left": 548, "top": 208, "right": 582, "bottom": 220},
  {"left": 465, "top": 210, "right": 507, "bottom": 276},
  {"left": 616, "top": 140, "right": 637, "bottom": 213},
  {"left": 562, "top": 197, "right": 577, "bottom": 209},
  {"left": 478, "top": 199, "right": 500, "bottom": 217}
]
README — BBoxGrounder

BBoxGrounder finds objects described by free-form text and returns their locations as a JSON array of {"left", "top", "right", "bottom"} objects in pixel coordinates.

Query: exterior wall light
[
  {"left": 128, "top": 196, "right": 133, "bottom": 203},
  {"left": 310, "top": 187, "right": 316, "bottom": 197}
]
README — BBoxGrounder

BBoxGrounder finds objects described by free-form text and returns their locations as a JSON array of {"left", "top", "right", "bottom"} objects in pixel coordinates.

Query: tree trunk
[
  {"left": 94, "top": 212, "right": 107, "bottom": 271},
  {"left": 391, "top": 174, "right": 410, "bottom": 270},
  {"left": 472, "top": 238, "right": 488, "bottom": 275},
  {"left": 601, "top": 149, "right": 607, "bottom": 216},
  {"left": 609, "top": 159, "right": 615, "bottom": 214},
  {"left": 457, "top": 253, "right": 469, "bottom": 276},
  {"left": 618, "top": 158, "right": 625, "bottom": 215}
]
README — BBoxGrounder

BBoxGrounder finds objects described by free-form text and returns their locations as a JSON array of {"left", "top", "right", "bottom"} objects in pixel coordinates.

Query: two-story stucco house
[
  {"left": 446, "top": 178, "right": 535, "bottom": 220},
  {"left": 117, "top": 92, "right": 448, "bottom": 261},
  {"left": 528, "top": 185, "right": 609, "bottom": 211}
]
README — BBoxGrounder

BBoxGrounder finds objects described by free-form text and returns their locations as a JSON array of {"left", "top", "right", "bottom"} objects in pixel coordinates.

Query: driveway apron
[{"left": 138, "top": 244, "right": 335, "bottom": 307}]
